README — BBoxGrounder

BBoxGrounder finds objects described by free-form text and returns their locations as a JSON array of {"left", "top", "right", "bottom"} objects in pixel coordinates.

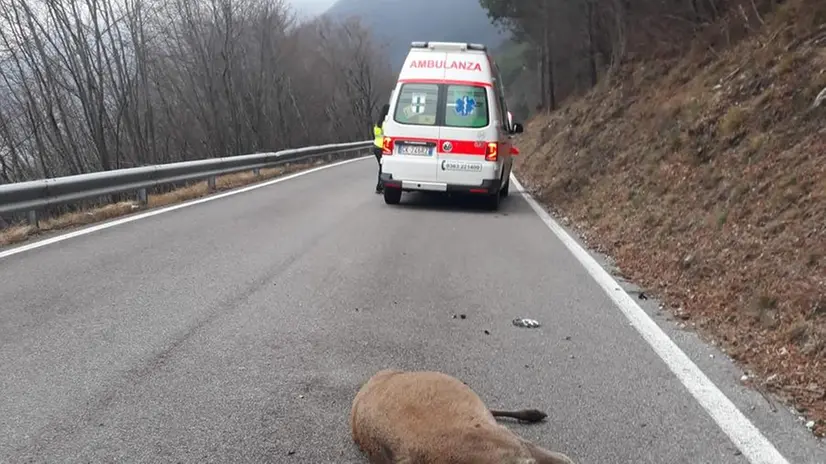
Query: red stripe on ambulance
[
  {"left": 439, "top": 140, "right": 487, "bottom": 155},
  {"left": 397, "top": 79, "right": 492, "bottom": 87},
  {"left": 384, "top": 137, "right": 490, "bottom": 156}
]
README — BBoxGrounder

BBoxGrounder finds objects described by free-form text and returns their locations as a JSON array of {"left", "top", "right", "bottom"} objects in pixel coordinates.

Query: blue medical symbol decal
[{"left": 454, "top": 96, "right": 476, "bottom": 116}]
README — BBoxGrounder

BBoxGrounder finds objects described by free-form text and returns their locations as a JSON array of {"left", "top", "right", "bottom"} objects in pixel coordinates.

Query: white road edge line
[
  {"left": 510, "top": 174, "right": 790, "bottom": 464},
  {"left": 0, "top": 156, "right": 371, "bottom": 261}
]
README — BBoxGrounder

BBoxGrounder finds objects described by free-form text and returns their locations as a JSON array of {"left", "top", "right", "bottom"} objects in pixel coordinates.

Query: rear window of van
[
  {"left": 393, "top": 82, "right": 489, "bottom": 128},
  {"left": 444, "top": 84, "right": 488, "bottom": 128},
  {"left": 393, "top": 83, "right": 439, "bottom": 126}
]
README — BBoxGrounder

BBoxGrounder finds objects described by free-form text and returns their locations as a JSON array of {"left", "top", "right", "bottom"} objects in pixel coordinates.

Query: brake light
[
  {"left": 382, "top": 137, "right": 393, "bottom": 155},
  {"left": 485, "top": 142, "right": 498, "bottom": 161}
]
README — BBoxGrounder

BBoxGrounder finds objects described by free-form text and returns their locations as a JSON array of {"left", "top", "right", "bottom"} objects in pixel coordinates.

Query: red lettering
[{"left": 408, "top": 59, "right": 482, "bottom": 71}]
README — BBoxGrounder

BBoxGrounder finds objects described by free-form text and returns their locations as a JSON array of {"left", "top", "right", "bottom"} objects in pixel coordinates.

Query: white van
[{"left": 378, "top": 41, "right": 523, "bottom": 210}]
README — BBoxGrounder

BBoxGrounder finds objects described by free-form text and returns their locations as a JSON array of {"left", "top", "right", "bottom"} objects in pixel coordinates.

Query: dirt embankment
[{"left": 514, "top": 0, "right": 826, "bottom": 437}]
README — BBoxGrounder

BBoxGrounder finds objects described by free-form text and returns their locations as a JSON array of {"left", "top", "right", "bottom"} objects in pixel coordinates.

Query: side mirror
[{"left": 510, "top": 122, "right": 524, "bottom": 134}]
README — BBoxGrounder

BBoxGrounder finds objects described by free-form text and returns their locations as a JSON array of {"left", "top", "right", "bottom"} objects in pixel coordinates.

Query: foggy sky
[{"left": 289, "top": 0, "right": 335, "bottom": 15}]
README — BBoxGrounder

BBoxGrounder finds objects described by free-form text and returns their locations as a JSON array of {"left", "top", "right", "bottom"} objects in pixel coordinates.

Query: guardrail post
[
  {"left": 27, "top": 210, "right": 39, "bottom": 229},
  {"left": 207, "top": 176, "right": 216, "bottom": 192},
  {"left": 137, "top": 188, "right": 148, "bottom": 207},
  {"left": 253, "top": 168, "right": 260, "bottom": 176}
]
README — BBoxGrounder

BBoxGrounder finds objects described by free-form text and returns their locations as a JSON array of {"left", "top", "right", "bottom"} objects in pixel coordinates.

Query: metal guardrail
[{"left": 0, "top": 141, "right": 373, "bottom": 220}]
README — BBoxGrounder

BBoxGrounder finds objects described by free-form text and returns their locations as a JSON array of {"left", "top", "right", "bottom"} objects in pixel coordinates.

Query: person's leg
[{"left": 373, "top": 147, "right": 383, "bottom": 193}]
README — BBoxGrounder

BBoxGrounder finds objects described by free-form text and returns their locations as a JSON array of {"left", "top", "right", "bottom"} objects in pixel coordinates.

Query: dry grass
[
  {"left": 719, "top": 105, "right": 748, "bottom": 136},
  {"left": 147, "top": 184, "right": 209, "bottom": 208},
  {"left": 0, "top": 162, "right": 321, "bottom": 248},
  {"left": 45, "top": 202, "right": 139, "bottom": 229},
  {"left": 0, "top": 225, "right": 35, "bottom": 245},
  {"left": 514, "top": 0, "right": 826, "bottom": 437}
]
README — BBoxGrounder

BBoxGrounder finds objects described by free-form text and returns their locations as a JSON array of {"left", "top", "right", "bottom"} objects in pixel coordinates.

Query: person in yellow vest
[{"left": 372, "top": 103, "right": 390, "bottom": 193}]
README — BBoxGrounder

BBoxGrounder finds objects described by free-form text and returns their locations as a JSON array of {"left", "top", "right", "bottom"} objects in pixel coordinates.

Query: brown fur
[{"left": 350, "top": 369, "right": 576, "bottom": 464}]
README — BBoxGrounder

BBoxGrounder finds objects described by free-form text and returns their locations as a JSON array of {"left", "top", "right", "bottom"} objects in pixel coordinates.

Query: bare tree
[{"left": 0, "top": 0, "right": 394, "bottom": 186}]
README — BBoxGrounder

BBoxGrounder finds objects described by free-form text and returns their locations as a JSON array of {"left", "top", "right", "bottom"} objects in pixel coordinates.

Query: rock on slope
[
  {"left": 323, "top": 0, "right": 507, "bottom": 70},
  {"left": 513, "top": 0, "right": 826, "bottom": 437}
]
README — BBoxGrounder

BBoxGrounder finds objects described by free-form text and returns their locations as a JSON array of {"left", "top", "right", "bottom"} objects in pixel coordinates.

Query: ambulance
[{"left": 378, "top": 41, "right": 524, "bottom": 210}]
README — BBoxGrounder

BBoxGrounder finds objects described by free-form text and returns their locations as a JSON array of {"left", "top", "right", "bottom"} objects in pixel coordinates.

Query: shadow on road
[{"left": 382, "top": 190, "right": 532, "bottom": 215}]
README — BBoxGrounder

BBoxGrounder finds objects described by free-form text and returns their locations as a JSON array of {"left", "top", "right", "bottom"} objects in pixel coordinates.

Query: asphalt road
[{"left": 1, "top": 157, "right": 824, "bottom": 464}]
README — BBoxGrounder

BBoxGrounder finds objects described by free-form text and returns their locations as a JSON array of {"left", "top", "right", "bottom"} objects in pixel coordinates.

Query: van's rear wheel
[{"left": 384, "top": 187, "right": 402, "bottom": 205}]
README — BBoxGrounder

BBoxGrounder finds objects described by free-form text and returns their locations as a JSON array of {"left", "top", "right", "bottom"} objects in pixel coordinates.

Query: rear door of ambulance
[
  {"left": 388, "top": 47, "right": 447, "bottom": 186},
  {"left": 435, "top": 49, "right": 498, "bottom": 188}
]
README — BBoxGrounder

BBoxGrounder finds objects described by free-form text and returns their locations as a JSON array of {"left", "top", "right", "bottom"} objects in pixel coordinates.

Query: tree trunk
[
  {"left": 587, "top": 0, "right": 598, "bottom": 87},
  {"left": 543, "top": 0, "right": 556, "bottom": 110},
  {"left": 538, "top": 44, "right": 547, "bottom": 111}
]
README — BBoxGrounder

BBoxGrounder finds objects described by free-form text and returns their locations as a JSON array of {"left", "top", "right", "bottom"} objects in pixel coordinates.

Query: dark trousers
[{"left": 373, "top": 146, "right": 383, "bottom": 190}]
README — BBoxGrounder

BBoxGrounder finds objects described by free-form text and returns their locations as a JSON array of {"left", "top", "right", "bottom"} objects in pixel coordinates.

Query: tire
[
  {"left": 384, "top": 187, "right": 402, "bottom": 205},
  {"left": 500, "top": 179, "right": 509, "bottom": 197}
]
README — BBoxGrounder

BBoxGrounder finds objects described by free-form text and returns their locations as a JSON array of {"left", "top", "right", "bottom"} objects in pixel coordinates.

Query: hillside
[
  {"left": 323, "top": 0, "right": 507, "bottom": 70},
  {"left": 513, "top": 0, "right": 826, "bottom": 437}
]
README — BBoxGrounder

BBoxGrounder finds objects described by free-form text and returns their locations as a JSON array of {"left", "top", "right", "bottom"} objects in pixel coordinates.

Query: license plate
[{"left": 397, "top": 143, "right": 433, "bottom": 156}]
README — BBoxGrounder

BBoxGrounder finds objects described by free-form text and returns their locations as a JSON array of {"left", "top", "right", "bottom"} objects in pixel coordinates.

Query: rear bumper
[{"left": 380, "top": 173, "right": 501, "bottom": 194}]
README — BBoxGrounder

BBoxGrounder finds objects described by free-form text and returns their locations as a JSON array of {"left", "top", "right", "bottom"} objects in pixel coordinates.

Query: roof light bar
[{"left": 409, "top": 41, "right": 487, "bottom": 52}]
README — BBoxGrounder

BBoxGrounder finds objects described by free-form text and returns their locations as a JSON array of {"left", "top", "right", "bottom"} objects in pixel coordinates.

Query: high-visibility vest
[{"left": 373, "top": 125, "right": 383, "bottom": 148}]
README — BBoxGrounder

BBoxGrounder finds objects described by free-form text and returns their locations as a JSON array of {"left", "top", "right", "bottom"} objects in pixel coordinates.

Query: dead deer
[{"left": 350, "top": 369, "right": 576, "bottom": 464}]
